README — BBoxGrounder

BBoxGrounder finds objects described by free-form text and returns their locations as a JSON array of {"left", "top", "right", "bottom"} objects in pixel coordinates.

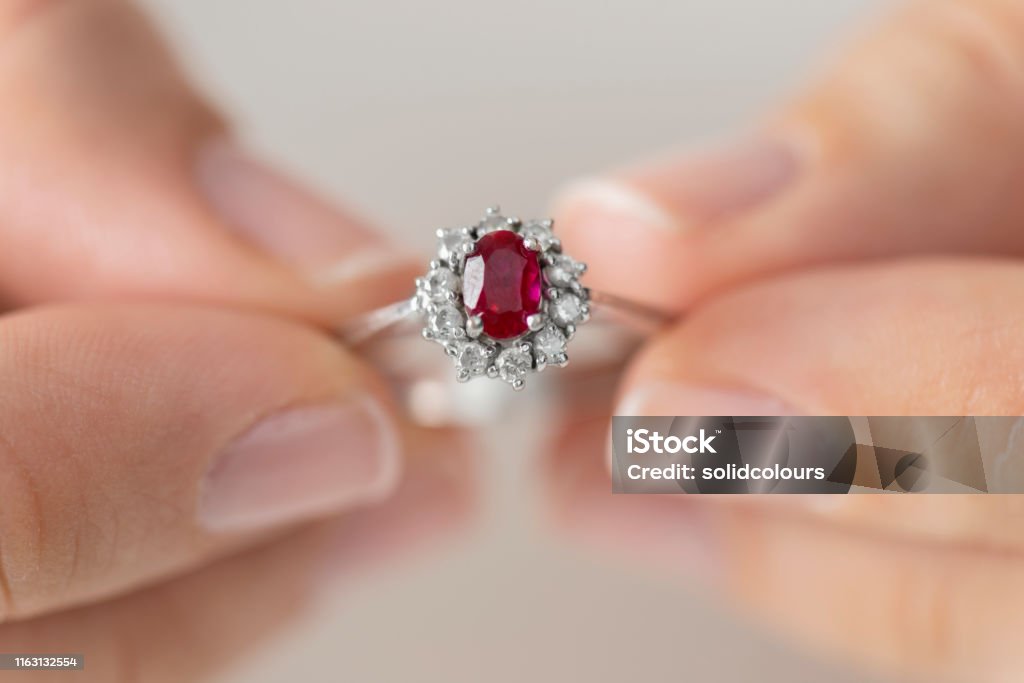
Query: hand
[
  {"left": 0, "top": 0, "right": 470, "bottom": 676},
  {"left": 548, "top": 1, "right": 1024, "bottom": 680}
]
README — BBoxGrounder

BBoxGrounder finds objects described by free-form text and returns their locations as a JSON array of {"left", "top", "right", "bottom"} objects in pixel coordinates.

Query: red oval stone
[{"left": 462, "top": 231, "right": 542, "bottom": 339}]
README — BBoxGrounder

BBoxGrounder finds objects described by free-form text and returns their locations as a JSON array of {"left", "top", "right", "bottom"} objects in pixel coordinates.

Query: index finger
[
  {"left": 0, "top": 0, "right": 415, "bottom": 323},
  {"left": 552, "top": 0, "right": 1024, "bottom": 310}
]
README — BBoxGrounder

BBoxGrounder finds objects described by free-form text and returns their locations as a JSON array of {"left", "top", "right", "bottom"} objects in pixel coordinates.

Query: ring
[{"left": 338, "top": 207, "right": 672, "bottom": 395}]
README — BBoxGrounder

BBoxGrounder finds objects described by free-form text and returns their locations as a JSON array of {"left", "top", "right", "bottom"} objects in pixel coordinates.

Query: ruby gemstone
[{"left": 462, "top": 231, "right": 542, "bottom": 339}]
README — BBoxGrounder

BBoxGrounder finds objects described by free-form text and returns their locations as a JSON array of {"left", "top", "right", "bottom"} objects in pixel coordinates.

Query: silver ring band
[{"left": 338, "top": 289, "right": 670, "bottom": 348}]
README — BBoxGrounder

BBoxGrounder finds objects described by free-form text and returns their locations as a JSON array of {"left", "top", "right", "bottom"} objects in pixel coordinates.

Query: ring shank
[
  {"left": 336, "top": 292, "right": 673, "bottom": 425},
  {"left": 339, "top": 290, "right": 670, "bottom": 348},
  {"left": 337, "top": 298, "right": 419, "bottom": 347}
]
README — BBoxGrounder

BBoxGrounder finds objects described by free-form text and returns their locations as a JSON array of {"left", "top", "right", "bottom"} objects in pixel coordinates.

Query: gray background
[{"left": 140, "top": 1, "right": 889, "bottom": 681}]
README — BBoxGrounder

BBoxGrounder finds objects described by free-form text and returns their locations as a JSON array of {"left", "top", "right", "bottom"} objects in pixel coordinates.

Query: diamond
[
  {"left": 495, "top": 346, "right": 533, "bottom": 383},
  {"left": 430, "top": 304, "right": 464, "bottom": 339},
  {"left": 544, "top": 255, "right": 580, "bottom": 287},
  {"left": 533, "top": 325, "right": 567, "bottom": 360},
  {"left": 462, "top": 231, "right": 542, "bottom": 339},
  {"left": 438, "top": 229, "right": 473, "bottom": 263},
  {"left": 477, "top": 212, "right": 509, "bottom": 235},
  {"left": 425, "top": 267, "right": 458, "bottom": 301},
  {"left": 521, "top": 220, "right": 555, "bottom": 249},
  {"left": 457, "top": 342, "right": 491, "bottom": 375},
  {"left": 550, "top": 293, "right": 583, "bottom": 326}
]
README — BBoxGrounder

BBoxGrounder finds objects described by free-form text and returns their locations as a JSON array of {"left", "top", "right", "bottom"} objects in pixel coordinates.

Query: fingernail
[
  {"left": 556, "top": 133, "right": 802, "bottom": 234},
  {"left": 196, "top": 138, "right": 410, "bottom": 284},
  {"left": 198, "top": 397, "right": 401, "bottom": 533},
  {"left": 615, "top": 381, "right": 795, "bottom": 417}
]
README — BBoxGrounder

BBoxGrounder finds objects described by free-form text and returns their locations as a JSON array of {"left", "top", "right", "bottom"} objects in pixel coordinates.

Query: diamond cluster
[{"left": 415, "top": 207, "right": 590, "bottom": 390}]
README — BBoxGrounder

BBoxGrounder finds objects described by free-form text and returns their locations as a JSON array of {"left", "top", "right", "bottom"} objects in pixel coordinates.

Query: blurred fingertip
[
  {"left": 195, "top": 137, "right": 416, "bottom": 288},
  {"left": 614, "top": 381, "right": 795, "bottom": 418},
  {"left": 553, "top": 176, "right": 683, "bottom": 235}
]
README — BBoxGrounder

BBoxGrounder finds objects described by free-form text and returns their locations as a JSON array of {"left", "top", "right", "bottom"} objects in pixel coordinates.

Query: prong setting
[
  {"left": 418, "top": 207, "right": 591, "bottom": 390},
  {"left": 466, "top": 315, "right": 484, "bottom": 339}
]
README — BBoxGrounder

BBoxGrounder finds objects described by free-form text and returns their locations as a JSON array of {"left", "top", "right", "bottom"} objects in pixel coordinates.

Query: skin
[
  {"left": 548, "top": 0, "right": 1024, "bottom": 681},
  {"left": 0, "top": 428, "right": 471, "bottom": 681},
  {"left": 3, "top": 0, "right": 1024, "bottom": 681},
  {"left": 0, "top": 0, "right": 472, "bottom": 676},
  {"left": 547, "top": 261, "right": 1024, "bottom": 681}
]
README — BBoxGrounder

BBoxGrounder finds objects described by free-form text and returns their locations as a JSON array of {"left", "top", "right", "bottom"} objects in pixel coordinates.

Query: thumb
[
  {"left": 556, "top": 258, "right": 1024, "bottom": 681},
  {"left": 0, "top": 303, "right": 402, "bottom": 621},
  {"left": 552, "top": 0, "right": 1024, "bottom": 310}
]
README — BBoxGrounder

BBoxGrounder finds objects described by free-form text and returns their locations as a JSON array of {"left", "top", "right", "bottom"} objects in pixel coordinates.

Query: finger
[
  {"left": 589, "top": 257, "right": 1024, "bottom": 675},
  {"left": 0, "top": 0, "right": 415, "bottom": 321},
  {"left": 616, "top": 257, "right": 1024, "bottom": 546},
  {"left": 546, "top": 421, "right": 1024, "bottom": 683},
  {"left": 619, "top": 257, "right": 1024, "bottom": 413},
  {"left": 0, "top": 303, "right": 409, "bottom": 622},
  {"left": 544, "top": 414, "right": 716, "bottom": 580},
  {"left": 0, "top": 427, "right": 472, "bottom": 683},
  {"left": 552, "top": 0, "right": 1024, "bottom": 310},
  {"left": 712, "top": 503, "right": 1024, "bottom": 683}
]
